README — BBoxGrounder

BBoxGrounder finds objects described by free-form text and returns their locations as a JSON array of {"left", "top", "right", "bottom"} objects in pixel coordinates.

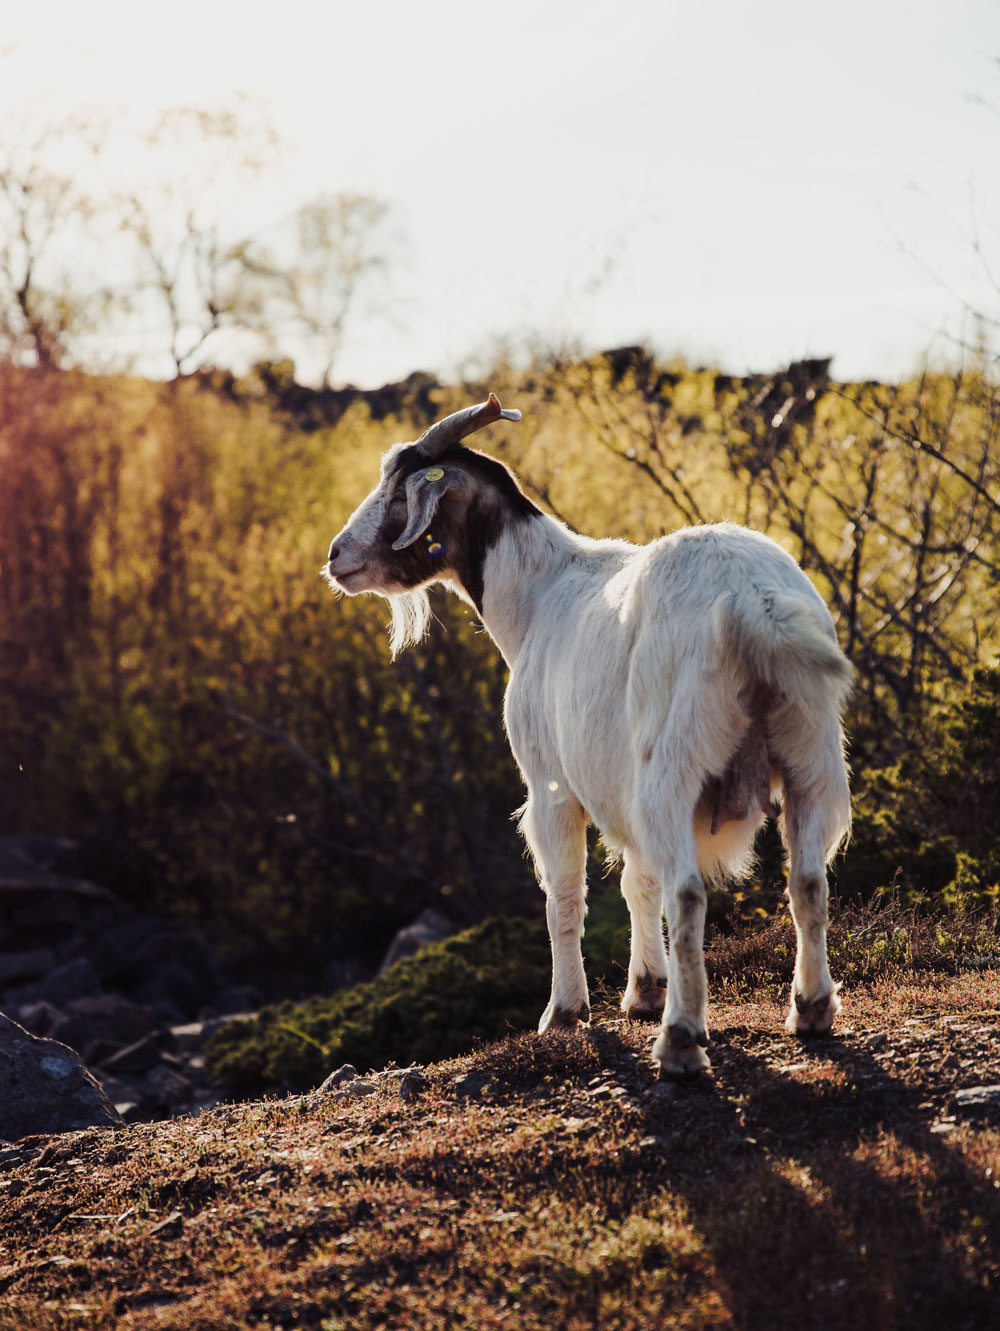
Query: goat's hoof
[
  {"left": 786, "top": 985, "right": 841, "bottom": 1036},
  {"left": 538, "top": 1001, "right": 590, "bottom": 1034},
  {"left": 623, "top": 981, "right": 667, "bottom": 1022},
  {"left": 652, "top": 1024, "right": 711, "bottom": 1079}
]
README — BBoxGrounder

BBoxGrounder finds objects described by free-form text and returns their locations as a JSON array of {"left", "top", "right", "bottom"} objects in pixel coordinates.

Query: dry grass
[{"left": 2, "top": 965, "right": 999, "bottom": 1331}]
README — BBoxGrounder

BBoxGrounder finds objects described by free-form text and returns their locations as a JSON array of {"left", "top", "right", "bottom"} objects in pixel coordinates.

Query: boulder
[
  {"left": 48, "top": 994, "right": 161, "bottom": 1065},
  {"left": 318, "top": 1063, "right": 359, "bottom": 1092},
  {"left": 0, "top": 1012, "right": 124, "bottom": 1141},
  {"left": 33, "top": 957, "right": 104, "bottom": 1006},
  {"left": 378, "top": 908, "right": 455, "bottom": 974}
]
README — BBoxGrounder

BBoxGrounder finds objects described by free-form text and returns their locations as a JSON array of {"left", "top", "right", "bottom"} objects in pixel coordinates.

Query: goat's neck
[{"left": 475, "top": 514, "right": 577, "bottom": 666}]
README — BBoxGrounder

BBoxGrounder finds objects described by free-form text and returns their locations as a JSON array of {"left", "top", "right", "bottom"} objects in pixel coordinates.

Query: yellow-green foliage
[{"left": 1, "top": 352, "right": 998, "bottom": 982}]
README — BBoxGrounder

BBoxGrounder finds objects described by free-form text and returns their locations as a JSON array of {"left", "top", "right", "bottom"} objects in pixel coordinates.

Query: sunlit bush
[{"left": 2, "top": 351, "right": 998, "bottom": 988}]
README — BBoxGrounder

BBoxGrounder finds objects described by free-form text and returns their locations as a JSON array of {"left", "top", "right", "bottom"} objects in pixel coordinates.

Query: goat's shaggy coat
[{"left": 325, "top": 395, "right": 852, "bottom": 1076}]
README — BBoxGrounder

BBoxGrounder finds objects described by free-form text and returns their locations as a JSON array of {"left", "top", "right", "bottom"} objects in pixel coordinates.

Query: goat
[{"left": 324, "top": 394, "right": 852, "bottom": 1077}]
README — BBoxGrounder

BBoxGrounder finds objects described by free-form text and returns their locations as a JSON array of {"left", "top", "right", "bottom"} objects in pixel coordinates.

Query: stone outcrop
[
  {"left": 0, "top": 1013, "right": 124, "bottom": 1141},
  {"left": 0, "top": 836, "right": 247, "bottom": 1123}
]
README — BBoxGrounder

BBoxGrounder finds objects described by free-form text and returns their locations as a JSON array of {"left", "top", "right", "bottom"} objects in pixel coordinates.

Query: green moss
[
  {"left": 206, "top": 892, "right": 639, "bottom": 1096},
  {"left": 206, "top": 915, "right": 553, "bottom": 1092}
]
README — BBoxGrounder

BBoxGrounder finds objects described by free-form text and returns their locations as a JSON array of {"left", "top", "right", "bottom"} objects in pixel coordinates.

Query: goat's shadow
[{"left": 591, "top": 1021, "right": 1000, "bottom": 1331}]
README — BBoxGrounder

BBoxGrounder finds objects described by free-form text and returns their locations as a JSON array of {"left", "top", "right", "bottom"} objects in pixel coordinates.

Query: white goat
[{"left": 325, "top": 394, "right": 852, "bottom": 1077}]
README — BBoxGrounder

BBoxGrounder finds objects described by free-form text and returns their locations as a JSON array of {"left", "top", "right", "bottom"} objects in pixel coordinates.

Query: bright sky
[{"left": 3, "top": 0, "right": 999, "bottom": 385}]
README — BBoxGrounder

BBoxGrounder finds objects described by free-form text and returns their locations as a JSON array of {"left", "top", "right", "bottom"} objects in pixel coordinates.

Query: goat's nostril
[{"left": 327, "top": 542, "right": 339, "bottom": 564}]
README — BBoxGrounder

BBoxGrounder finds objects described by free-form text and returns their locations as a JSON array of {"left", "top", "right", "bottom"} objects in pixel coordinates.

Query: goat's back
[{"left": 508, "top": 521, "right": 850, "bottom": 866}]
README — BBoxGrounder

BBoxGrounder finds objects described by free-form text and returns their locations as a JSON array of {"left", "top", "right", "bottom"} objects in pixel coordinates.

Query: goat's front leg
[{"left": 521, "top": 789, "right": 590, "bottom": 1031}]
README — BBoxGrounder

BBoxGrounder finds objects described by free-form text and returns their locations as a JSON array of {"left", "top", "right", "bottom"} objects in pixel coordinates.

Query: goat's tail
[{"left": 711, "top": 589, "right": 854, "bottom": 716}]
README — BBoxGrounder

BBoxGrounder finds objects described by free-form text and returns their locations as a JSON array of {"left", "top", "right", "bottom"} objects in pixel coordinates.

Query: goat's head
[{"left": 324, "top": 393, "right": 530, "bottom": 653}]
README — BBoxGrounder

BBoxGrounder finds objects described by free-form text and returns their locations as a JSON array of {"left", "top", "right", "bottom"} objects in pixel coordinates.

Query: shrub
[{"left": 841, "top": 666, "right": 1000, "bottom": 906}]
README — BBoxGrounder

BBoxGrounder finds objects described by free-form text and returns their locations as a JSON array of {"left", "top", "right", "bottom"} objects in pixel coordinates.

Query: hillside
[{"left": 1, "top": 966, "right": 998, "bottom": 1331}]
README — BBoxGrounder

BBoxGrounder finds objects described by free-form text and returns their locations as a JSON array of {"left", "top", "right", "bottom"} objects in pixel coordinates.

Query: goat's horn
[{"left": 414, "top": 392, "right": 521, "bottom": 458}]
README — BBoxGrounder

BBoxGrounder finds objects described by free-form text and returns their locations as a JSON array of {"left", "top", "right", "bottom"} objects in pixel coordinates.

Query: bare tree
[
  {"left": 0, "top": 91, "right": 398, "bottom": 384},
  {"left": 0, "top": 113, "right": 107, "bottom": 368},
  {"left": 238, "top": 193, "right": 395, "bottom": 388},
  {"left": 118, "top": 105, "right": 279, "bottom": 378}
]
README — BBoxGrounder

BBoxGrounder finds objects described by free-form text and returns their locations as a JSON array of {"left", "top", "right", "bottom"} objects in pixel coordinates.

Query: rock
[
  {"left": 143, "top": 1065, "right": 196, "bottom": 1112},
  {"left": 35, "top": 958, "right": 104, "bottom": 1006},
  {"left": 332, "top": 1079, "right": 376, "bottom": 1102},
  {"left": 378, "top": 908, "right": 455, "bottom": 974},
  {"left": 0, "top": 947, "right": 56, "bottom": 986},
  {"left": 76, "top": 919, "right": 161, "bottom": 985},
  {"left": 48, "top": 994, "right": 161, "bottom": 1064},
  {"left": 0, "top": 877, "right": 116, "bottom": 933},
  {"left": 318, "top": 1064, "right": 359, "bottom": 1092},
  {"left": 133, "top": 949, "right": 218, "bottom": 1020},
  {"left": 867, "top": 1032, "right": 889, "bottom": 1052},
  {"left": 129, "top": 935, "right": 219, "bottom": 1014},
  {"left": 398, "top": 1069, "right": 429, "bottom": 1101},
  {"left": 0, "top": 1012, "right": 124, "bottom": 1140},
  {"left": 453, "top": 1071, "right": 488, "bottom": 1100},
  {"left": 311, "top": 1071, "right": 378, "bottom": 1104},
  {"left": 0, "top": 1145, "right": 24, "bottom": 1172},
  {"left": 99, "top": 1029, "right": 175, "bottom": 1076},
  {"left": 14, "top": 1000, "right": 64, "bottom": 1039},
  {"left": 150, "top": 1209, "right": 183, "bottom": 1238},
  {"left": 170, "top": 1021, "right": 209, "bottom": 1055},
  {"left": 954, "top": 1085, "right": 1000, "bottom": 1110}
]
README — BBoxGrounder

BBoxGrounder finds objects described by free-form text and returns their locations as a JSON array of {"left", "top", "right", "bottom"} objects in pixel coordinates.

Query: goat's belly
[
  {"left": 693, "top": 806, "right": 767, "bottom": 880},
  {"left": 698, "top": 716, "right": 781, "bottom": 834}
]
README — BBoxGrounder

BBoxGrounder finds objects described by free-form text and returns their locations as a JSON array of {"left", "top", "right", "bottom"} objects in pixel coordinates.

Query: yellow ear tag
[{"left": 424, "top": 467, "right": 444, "bottom": 482}]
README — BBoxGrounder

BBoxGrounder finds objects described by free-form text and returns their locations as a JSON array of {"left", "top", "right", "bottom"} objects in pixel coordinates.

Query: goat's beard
[
  {"left": 386, "top": 587, "right": 431, "bottom": 658},
  {"left": 321, "top": 566, "right": 431, "bottom": 659}
]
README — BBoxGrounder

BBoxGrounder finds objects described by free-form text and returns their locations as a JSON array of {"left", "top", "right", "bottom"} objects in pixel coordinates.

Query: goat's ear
[{"left": 391, "top": 467, "right": 452, "bottom": 550}]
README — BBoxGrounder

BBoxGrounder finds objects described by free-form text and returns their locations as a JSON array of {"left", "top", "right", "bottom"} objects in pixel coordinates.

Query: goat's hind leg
[
  {"left": 521, "top": 791, "right": 591, "bottom": 1032},
  {"left": 620, "top": 855, "right": 668, "bottom": 1021},
  {"left": 635, "top": 798, "right": 711, "bottom": 1077},
  {"left": 782, "top": 787, "right": 848, "bottom": 1037},
  {"left": 636, "top": 692, "right": 745, "bottom": 1077},
  {"left": 651, "top": 864, "right": 711, "bottom": 1077}
]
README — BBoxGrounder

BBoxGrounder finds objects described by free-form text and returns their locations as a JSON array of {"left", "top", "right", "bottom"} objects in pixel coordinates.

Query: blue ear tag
[{"left": 424, "top": 467, "right": 444, "bottom": 482}]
